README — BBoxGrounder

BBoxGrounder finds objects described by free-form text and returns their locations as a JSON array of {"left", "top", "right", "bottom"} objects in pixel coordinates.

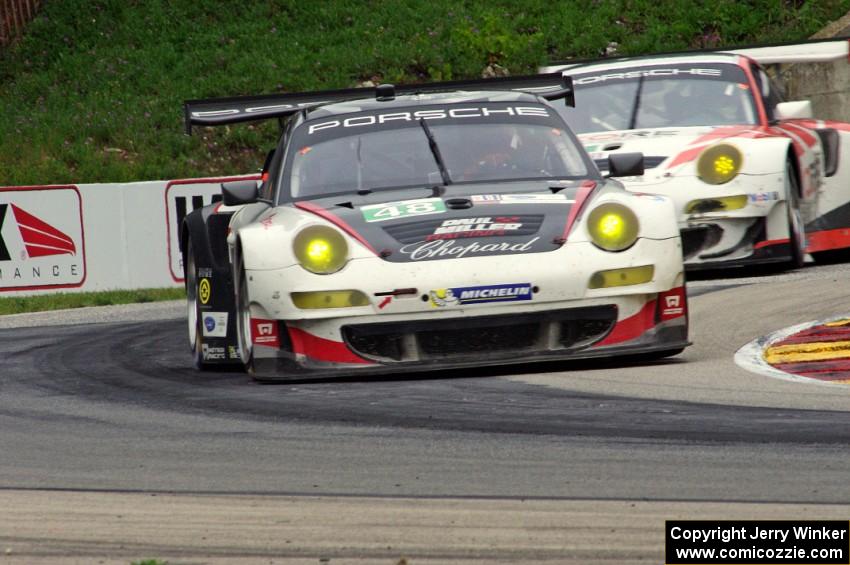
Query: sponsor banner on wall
[{"left": 0, "top": 186, "right": 86, "bottom": 292}]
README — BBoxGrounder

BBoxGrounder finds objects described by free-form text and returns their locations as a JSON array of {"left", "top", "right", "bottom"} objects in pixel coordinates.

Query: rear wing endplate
[{"left": 183, "top": 72, "right": 573, "bottom": 134}]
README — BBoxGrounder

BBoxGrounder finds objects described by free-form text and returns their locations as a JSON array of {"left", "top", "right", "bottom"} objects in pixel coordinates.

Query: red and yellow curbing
[{"left": 763, "top": 318, "right": 850, "bottom": 383}]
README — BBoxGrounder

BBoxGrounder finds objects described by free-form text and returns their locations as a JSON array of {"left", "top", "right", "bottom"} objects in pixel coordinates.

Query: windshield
[
  {"left": 281, "top": 102, "right": 590, "bottom": 201},
  {"left": 557, "top": 63, "right": 758, "bottom": 133}
]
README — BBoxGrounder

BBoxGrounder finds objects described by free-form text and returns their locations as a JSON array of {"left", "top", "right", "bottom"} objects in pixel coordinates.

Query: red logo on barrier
[
  {"left": 0, "top": 186, "right": 86, "bottom": 292},
  {"left": 251, "top": 318, "right": 280, "bottom": 347},
  {"left": 3, "top": 204, "right": 77, "bottom": 259}
]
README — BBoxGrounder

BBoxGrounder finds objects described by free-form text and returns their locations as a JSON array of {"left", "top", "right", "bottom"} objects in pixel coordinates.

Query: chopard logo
[{"left": 399, "top": 237, "right": 540, "bottom": 261}]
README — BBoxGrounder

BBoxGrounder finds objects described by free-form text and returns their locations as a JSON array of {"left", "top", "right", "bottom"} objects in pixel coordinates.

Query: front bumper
[
  {"left": 249, "top": 295, "right": 688, "bottom": 381},
  {"left": 242, "top": 238, "right": 688, "bottom": 380},
  {"left": 681, "top": 217, "right": 791, "bottom": 269},
  {"left": 623, "top": 172, "right": 790, "bottom": 269}
]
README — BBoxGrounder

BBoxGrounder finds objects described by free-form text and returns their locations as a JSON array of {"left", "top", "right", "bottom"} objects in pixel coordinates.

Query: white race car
[
  {"left": 543, "top": 39, "right": 850, "bottom": 269},
  {"left": 181, "top": 74, "right": 688, "bottom": 380}
]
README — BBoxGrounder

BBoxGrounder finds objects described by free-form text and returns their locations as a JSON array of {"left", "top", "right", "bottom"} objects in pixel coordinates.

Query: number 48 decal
[{"left": 361, "top": 198, "right": 446, "bottom": 223}]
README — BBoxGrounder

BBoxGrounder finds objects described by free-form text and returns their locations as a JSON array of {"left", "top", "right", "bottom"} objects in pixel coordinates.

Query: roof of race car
[{"left": 541, "top": 52, "right": 742, "bottom": 75}]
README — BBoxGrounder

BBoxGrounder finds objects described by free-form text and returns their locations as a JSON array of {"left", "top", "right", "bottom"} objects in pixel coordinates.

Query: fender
[{"left": 181, "top": 204, "right": 241, "bottom": 364}]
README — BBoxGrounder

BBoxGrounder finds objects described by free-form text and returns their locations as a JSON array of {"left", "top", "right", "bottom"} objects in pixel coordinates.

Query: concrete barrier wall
[
  {"left": 0, "top": 175, "right": 256, "bottom": 296},
  {"left": 781, "top": 16, "right": 850, "bottom": 121}
]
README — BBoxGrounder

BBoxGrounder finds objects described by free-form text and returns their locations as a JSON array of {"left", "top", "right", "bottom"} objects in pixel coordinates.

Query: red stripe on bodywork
[
  {"left": 777, "top": 122, "right": 818, "bottom": 148},
  {"left": 596, "top": 298, "right": 657, "bottom": 346},
  {"left": 287, "top": 327, "right": 374, "bottom": 365},
  {"left": 754, "top": 238, "right": 789, "bottom": 250},
  {"left": 295, "top": 201, "right": 378, "bottom": 255},
  {"left": 794, "top": 119, "right": 850, "bottom": 133},
  {"left": 737, "top": 56, "right": 769, "bottom": 126},
  {"left": 805, "top": 228, "right": 850, "bottom": 254},
  {"left": 562, "top": 180, "right": 596, "bottom": 239},
  {"left": 665, "top": 126, "right": 779, "bottom": 169}
]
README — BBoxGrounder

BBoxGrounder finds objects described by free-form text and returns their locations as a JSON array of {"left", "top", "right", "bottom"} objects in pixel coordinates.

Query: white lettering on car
[
  {"left": 306, "top": 106, "right": 551, "bottom": 134},
  {"left": 574, "top": 68, "right": 723, "bottom": 85},
  {"left": 399, "top": 237, "right": 540, "bottom": 261}
]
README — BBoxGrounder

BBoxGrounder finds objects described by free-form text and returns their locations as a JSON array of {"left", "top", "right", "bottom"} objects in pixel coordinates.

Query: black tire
[
  {"left": 785, "top": 161, "right": 806, "bottom": 269},
  {"left": 185, "top": 239, "right": 214, "bottom": 370},
  {"left": 234, "top": 252, "right": 255, "bottom": 375}
]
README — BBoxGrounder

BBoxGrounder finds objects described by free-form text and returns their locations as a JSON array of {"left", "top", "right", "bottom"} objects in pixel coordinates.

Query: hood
[
  {"left": 579, "top": 125, "right": 771, "bottom": 179},
  {"left": 291, "top": 180, "right": 594, "bottom": 263}
]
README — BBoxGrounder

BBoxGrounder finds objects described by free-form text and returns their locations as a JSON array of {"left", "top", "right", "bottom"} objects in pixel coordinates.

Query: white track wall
[{"left": 0, "top": 175, "right": 256, "bottom": 296}]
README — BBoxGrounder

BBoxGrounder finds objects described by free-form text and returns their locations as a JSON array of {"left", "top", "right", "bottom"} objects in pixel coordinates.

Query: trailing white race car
[
  {"left": 180, "top": 74, "right": 688, "bottom": 381},
  {"left": 543, "top": 38, "right": 850, "bottom": 269}
]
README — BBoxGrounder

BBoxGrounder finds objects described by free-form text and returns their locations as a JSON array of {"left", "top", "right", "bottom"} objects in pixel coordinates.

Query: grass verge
[
  {"left": 1, "top": 0, "right": 848, "bottom": 185},
  {"left": 0, "top": 287, "right": 185, "bottom": 315}
]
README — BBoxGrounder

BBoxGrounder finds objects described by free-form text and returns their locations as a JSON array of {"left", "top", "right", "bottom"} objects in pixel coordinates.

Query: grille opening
[
  {"left": 681, "top": 224, "right": 723, "bottom": 260},
  {"left": 343, "top": 306, "right": 617, "bottom": 363}
]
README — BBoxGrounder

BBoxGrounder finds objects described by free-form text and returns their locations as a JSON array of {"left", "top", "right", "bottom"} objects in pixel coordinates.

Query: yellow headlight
[
  {"left": 685, "top": 195, "right": 748, "bottom": 214},
  {"left": 293, "top": 226, "right": 349, "bottom": 274},
  {"left": 587, "top": 203, "right": 639, "bottom": 252},
  {"left": 291, "top": 290, "right": 369, "bottom": 309},
  {"left": 589, "top": 265, "right": 654, "bottom": 289},
  {"left": 697, "top": 143, "right": 743, "bottom": 185}
]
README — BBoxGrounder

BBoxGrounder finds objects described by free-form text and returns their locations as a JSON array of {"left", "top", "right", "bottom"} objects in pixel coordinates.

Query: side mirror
[
  {"left": 221, "top": 180, "right": 259, "bottom": 206},
  {"left": 775, "top": 101, "right": 813, "bottom": 120},
  {"left": 607, "top": 152, "right": 644, "bottom": 178}
]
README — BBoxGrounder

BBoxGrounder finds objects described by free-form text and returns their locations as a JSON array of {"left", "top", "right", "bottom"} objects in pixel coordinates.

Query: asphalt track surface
[{"left": 2, "top": 262, "right": 850, "bottom": 563}]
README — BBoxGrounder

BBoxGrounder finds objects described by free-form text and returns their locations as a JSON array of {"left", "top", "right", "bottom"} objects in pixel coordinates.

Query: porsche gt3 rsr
[
  {"left": 543, "top": 39, "right": 850, "bottom": 270},
  {"left": 180, "top": 74, "right": 688, "bottom": 380}
]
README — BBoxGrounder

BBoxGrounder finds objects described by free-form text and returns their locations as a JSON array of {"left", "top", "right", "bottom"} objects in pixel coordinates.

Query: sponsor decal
[
  {"left": 660, "top": 287, "right": 686, "bottom": 321},
  {"left": 202, "top": 312, "right": 228, "bottom": 338},
  {"left": 251, "top": 318, "right": 280, "bottom": 348},
  {"left": 426, "top": 216, "right": 522, "bottom": 240},
  {"left": 0, "top": 187, "right": 85, "bottom": 291},
  {"left": 430, "top": 283, "right": 533, "bottom": 307},
  {"left": 400, "top": 236, "right": 540, "bottom": 261},
  {"left": 198, "top": 267, "right": 213, "bottom": 278},
  {"left": 471, "top": 194, "right": 574, "bottom": 204},
  {"left": 361, "top": 198, "right": 446, "bottom": 223},
  {"left": 307, "top": 106, "right": 551, "bottom": 135},
  {"left": 574, "top": 67, "right": 722, "bottom": 85},
  {"left": 227, "top": 345, "right": 241, "bottom": 360},
  {"left": 199, "top": 278, "right": 211, "bottom": 304},
  {"left": 748, "top": 191, "right": 780, "bottom": 203},
  {"left": 201, "top": 344, "right": 226, "bottom": 361}
]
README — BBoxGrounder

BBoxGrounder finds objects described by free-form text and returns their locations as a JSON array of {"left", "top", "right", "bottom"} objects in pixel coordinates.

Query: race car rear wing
[
  {"left": 540, "top": 37, "right": 850, "bottom": 73},
  {"left": 183, "top": 72, "right": 574, "bottom": 134}
]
